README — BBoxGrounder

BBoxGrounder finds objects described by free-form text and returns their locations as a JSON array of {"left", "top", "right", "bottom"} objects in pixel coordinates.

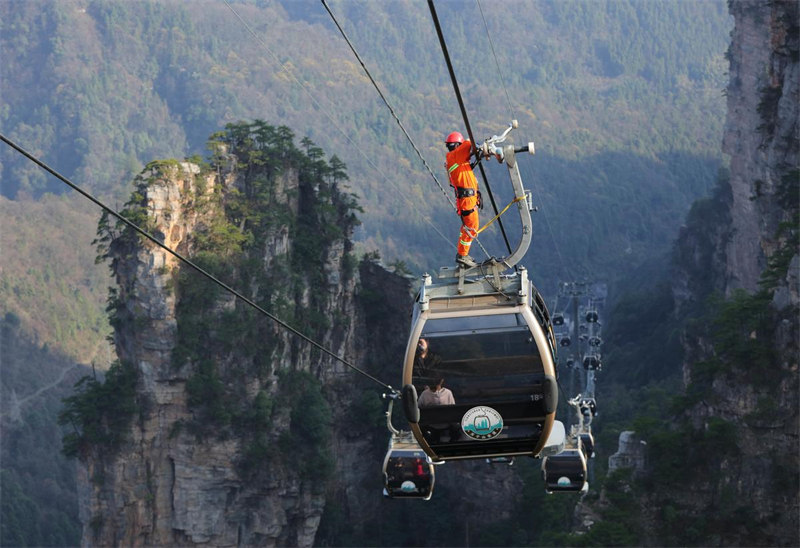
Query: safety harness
[
  {"left": 450, "top": 149, "right": 519, "bottom": 240},
  {"left": 460, "top": 195, "right": 527, "bottom": 239}
]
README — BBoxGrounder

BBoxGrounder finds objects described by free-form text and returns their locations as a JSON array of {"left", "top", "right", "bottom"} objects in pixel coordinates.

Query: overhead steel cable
[
  {"left": 0, "top": 133, "right": 397, "bottom": 394},
  {"left": 475, "top": 0, "right": 515, "bottom": 118},
  {"left": 319, "top": 0, "right": 490, "bottom": 259},
  {"left": 221, "top": 0, "right": 454, "bottom": 251},
  {"left": 427, "top": 0, "right": 513, "bottom": 256},
  {"left": 321, "top": 0, "right": 453, "bottom": 209}
]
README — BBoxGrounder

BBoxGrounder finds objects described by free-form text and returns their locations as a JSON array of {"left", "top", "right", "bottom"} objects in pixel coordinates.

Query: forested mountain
[
  {"left": 5, "top": 0, "right": 779, "bottom": 546},
  {"left": 1, "top": 0, "right": 731, "bottom": 366},
  {"left": 565, "top": 1, "right": 799, "bottom": 545}
]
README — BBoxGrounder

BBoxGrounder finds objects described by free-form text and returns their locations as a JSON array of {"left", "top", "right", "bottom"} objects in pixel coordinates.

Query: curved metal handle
[{"left": 385, "top": 398, "right": 401, "bottom": 435}]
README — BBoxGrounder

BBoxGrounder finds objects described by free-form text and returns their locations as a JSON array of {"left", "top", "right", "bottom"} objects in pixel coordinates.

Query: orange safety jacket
[
  {"left": 446, "top": 140, "right": 480, "bottom": 256},
  {"left": 446, "top": 139, "right": 479, "bottom": 214}
]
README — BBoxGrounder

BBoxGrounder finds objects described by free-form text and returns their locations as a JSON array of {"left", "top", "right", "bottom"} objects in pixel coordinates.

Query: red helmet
[{"left": 445, "top": 131, "right": 464, "bottom": 145}]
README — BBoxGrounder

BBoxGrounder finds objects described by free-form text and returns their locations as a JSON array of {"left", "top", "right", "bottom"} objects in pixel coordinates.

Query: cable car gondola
[
  {"left": 583, "top": 354, "right": 601, "bottom": 371},
  {"left": 580, "top": 398, "right": 597, "bottom": 418},
  {"left": 585, "top": 309, "right": 598, "bottom": 323},
  {"left": 579, "top": 432, "right": 595, "bottom": 459},
  {"left": 382, "top": 397, "right": 435, "bottom": 500},
  {"left": 542, "top": 440, "right": 588, "bottom": 493},
  {"left": 559, "top": 335, "right": 571, "bottom": 347},
  {"left": 382, "top": 431, "right": 435, "bottom": 500},
  {"left": 401, "top": 268, "right": 558, "bottom": 462},
  {"left": 552, "top": 313, "right": 564, "bottom": 326},
  {"left": 400, "top": 121, "right": 557, "bottom": 463},
  {"left": 568, "top": 395, "right": 595, "bottom": 460}
]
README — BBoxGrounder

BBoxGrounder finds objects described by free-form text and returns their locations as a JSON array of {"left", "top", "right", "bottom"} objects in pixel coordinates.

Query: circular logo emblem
[
  {"left": 557, "top": 476, "right": 571, "bottom": 487},
  {"left": 461, "top": 406, "right": 503, "bottom": 440},
  {"left": 401, "top": 480, "right": 417, "bottom": 493}
]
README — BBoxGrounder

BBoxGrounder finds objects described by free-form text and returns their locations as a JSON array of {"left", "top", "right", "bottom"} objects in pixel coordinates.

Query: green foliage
[
  {"left": 1, "top": 322, "right": 83, "bottom": 546},
  {"left": 744, "top": 396, "right": 780, "bottom": 426},
  {"left": 673, "top": 287, "right": 784, "bottom": 395},
  {"left": 169, "top": 121, "right": 361, "bottom": 442},
  {"left": 388, "top": 260, "right": 412, "bottom": 276},
  {"left": 192, "top": 214, "right": 252, "bottom": 257},
  {"left": 237, "top": 390, "right": 279, "bottom": 476},
  {"left": 552, "top": 471, "right": 642, "bottom": 546},
  {"left": 603, "top": 279, "right": 683, "bottom": 387},
  {"left": 170, "top": 252, "right": 230, "bottom": 369},
  {"left": 513, "top": 457, "right": 583, "bottom": 545},
  {"left": 59, "top": 360, "right": 139, "bottom": 459},
  {"left": 90, "top": 121, "right": 356, "bottom": 495},
  {"left": 2, "top": 0, "right": 729, "bottom": 285},
  {"left": 757, "top": 84, "right": 783, "bottom": 136},
  {"left": 638, "top": 416, "right": 738, "bottom": 489},
  {"left": 587, "top": 166, "right": 795, "bottom": 546},
  {"left": 275, "top": 370, "right": 334, "bottom": 486},
  {"left": 1, "top": 470, "right": 41, "bottom": 546},
  {"left": 341, "top": 252, "right": 358, "bottom": 280},
  {"left": 185, "top": 358, "right": 232, "bottom": 427},
  {"left": 1, "top": 464, "right": 82, "bottom": 547},
  {"left": 760, "top": 170, "right": 800, "bottom": 291},
  {"left": 708, "top": 290, "right": 775, "bottom": 375},
  {"left": 0, "top": 195, "right": 113, "bottom": 365}
]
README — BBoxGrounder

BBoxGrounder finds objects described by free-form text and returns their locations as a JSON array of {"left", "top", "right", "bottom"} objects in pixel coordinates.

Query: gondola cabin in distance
[{"left": 382, "top": 431, "right": 435, "bottom": 500}]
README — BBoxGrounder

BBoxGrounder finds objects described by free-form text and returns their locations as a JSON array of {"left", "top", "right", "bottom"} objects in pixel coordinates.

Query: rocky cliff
[
  {"left": 73, "top": 122, "right": 526, "bottom": 547},
  {"left": 683, "top": 1, "right": 800, "bottom": 546},
  {"left": 721, "top": 0, "right": 799, "bottom": 295},
  {"left": 75, "top": 123, "right": 362, "bottom": 545},
  {"left": 574, "top": 2, "right": 798, "bottom": 545},
  {"left": 667, "top": 0, "right": 798, "bottom": 544}
]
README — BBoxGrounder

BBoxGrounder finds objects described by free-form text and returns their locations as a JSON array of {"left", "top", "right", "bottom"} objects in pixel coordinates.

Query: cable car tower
[
  {"left": 397, "top": 121, "right": 565, "bottom": 464},
  {"left": 542, "top": 281, "right": 606, "bottom": 492}
]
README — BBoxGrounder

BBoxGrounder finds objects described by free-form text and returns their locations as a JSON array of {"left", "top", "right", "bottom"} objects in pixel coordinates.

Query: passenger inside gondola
[
  {"left": 418, "top": 378, "right": 460, "bottom": 443},
  {"left": 417, "top": 317, "right": 545, "bottom": 406},
  {"left": 411, "top": 315, "right": 554, "bottom": 448},
  {"left": 414, "top": 338, "right": 442, "bottom": 389},
  {"left": 418, "top": 378, "right": 455, "bottom": 407}
]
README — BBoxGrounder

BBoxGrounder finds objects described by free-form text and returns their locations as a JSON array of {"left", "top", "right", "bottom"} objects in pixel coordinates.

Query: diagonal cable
[
  {"left": 428, "top": 0, "right": 513, "bottom": 256},
  {"left": 0, "top": 133, "right": 397, "bottom": 393},
  {"left": 222, "top": 0, "right": 455, "bottom": 251},
  {"left": 476, "top": 0, "right": 515, "bottom": 117},
  {"left": 319, "top": 0, "right": 490, "bottom": 259},
  {"left": 321, "top": 0, "right": 454, "bottom": 210}
]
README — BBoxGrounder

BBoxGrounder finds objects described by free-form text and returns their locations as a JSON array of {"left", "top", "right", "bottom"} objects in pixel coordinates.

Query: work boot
[{"left": 456, "top": 254, "right": 478, "bottom": 268}]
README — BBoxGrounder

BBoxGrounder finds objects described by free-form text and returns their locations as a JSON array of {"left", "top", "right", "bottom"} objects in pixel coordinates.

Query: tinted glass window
[
  {"left": 421, "top": 313, "right": 526, "bottom": 335},
  {"left": 414, "top": 315, "right": 545, "bottom": 405},
  {"left": 390, "top": 450, "right": 427, "bottom": 459}
]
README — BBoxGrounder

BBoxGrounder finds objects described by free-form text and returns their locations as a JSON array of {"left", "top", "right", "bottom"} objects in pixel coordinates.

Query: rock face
[
  {"left": 607, "top": 431, "right": 646, "bottom": 477},
  {"left": 721, "top": 0, "right": 799, "bottom": 294},
  {"left": 578, "top": 2, "right": 797, "bottom": 545},
  {"left": 79, "top": 152, "right": 348, "bottom": 546},
  {"left": 667, "top": 0, "right": 799, "bottom": 544},
  {"left": 78, "top": 131, "right": 527, "bottom": 546}
]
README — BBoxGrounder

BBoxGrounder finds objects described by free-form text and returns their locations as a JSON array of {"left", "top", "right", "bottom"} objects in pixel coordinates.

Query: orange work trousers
[{"left": 457, "top": 201, "right": 479, "bottom": 256}]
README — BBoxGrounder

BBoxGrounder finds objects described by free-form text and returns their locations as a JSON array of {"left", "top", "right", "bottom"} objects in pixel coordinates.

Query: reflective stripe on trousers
[{"left": 458, "top": 209, "right": 479, "bottom": 256}]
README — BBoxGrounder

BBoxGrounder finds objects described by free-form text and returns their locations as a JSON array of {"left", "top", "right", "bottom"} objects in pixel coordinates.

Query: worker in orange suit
[{"left": 445, "top": 131, "right": 483, "bottom": 268}]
